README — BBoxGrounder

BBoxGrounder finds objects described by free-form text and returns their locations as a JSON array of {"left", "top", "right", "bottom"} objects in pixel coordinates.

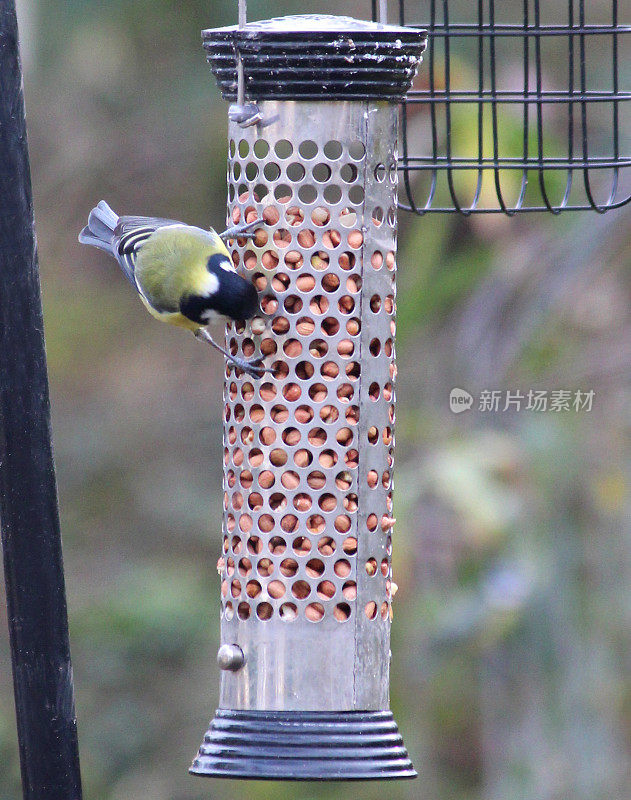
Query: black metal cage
[{"left": 373, "top": 0, "right": 631, "bottom": 214}]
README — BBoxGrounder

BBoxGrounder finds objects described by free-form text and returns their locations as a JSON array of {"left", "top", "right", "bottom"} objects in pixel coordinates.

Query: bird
[{"left": 78, "top": 201, "right": 270, "bottom": 377}]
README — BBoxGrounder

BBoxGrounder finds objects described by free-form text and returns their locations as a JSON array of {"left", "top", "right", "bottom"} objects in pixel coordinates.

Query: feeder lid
[{"left": 202, "top": 14, "right": 428, "bottom": 102}]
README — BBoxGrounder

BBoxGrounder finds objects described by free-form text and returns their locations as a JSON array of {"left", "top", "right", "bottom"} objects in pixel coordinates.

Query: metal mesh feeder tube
[{"left": 191, "top": 15, "right": 427, "bottom": 781}]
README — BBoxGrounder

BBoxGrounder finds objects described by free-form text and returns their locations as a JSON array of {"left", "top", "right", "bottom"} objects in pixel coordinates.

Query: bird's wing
[{"left": 113, "top": 216, "right": 181, "bottom": 288}]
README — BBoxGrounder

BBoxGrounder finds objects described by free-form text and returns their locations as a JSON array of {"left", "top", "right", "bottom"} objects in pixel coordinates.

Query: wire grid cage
[{"left": 372, "top": 0, "right": 631, "bottom": 214}]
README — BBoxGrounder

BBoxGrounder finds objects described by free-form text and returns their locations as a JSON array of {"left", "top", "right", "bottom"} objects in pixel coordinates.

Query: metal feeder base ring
[{"left": 190, "top": 709, "right": 417, "bottom": 780}]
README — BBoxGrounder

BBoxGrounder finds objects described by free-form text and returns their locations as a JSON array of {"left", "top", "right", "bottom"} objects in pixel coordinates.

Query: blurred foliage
[{"left": 2, "top": 0, "right": 631, "bottom": 799}]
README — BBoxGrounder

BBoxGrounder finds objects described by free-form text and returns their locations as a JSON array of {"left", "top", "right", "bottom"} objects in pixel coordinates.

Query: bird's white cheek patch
[{"left": 204, "top": 272, "right": 220, "bottom": 295}]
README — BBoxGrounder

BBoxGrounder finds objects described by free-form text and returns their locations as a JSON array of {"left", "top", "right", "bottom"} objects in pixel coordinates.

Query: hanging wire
[
  {"left": 237, "top": 0, "right": 246, "bottom": 108},
  {"left": 382, "top": 0, "right": 631, "bottom": 214}
]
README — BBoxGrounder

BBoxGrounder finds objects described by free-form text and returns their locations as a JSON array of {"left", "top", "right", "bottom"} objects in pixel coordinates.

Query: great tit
[{"left": 78, "top": 200, "right": 269, "bottom": 377}]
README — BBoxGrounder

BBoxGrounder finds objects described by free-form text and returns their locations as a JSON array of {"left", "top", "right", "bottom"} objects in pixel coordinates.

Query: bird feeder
[{"left": 190, "top": 14, "right": 427, "bottom": 781}]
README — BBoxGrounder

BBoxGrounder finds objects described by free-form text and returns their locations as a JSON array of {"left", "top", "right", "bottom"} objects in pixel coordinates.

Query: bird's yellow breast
[{"left": 134, "top": 225, "right": 230, "bottom": 324}]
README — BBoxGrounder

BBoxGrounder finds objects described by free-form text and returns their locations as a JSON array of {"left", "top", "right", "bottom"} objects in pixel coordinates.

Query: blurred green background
[{"left": 3, "top": 0, "right": 631, "bottom": 798}]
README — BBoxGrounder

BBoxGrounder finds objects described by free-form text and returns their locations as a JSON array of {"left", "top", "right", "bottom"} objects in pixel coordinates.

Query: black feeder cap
[
  {"left": 202, "top": 14, "right": 428, "bottom": 102},
  {"left": 190, "top": 710, "right": 417, "bottom": 781}
]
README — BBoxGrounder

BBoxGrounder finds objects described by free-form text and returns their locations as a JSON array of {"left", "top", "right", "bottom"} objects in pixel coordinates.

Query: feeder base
[{"left": 190, "top": 709, "right": 417, "bottom": 781}]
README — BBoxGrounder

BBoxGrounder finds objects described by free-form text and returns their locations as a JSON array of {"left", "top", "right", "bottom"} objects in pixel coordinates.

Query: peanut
[
  {"left": 296, "top": 275, "right": 316, "bottom": 292},
  {"left": 320, "top": 362, "right": 338, "bottom": 379},
  {"left": 307, "top": 471, "right": 326, "bottom": 489},
  {"left": 295, "top": 406, "right": 313, "bottom": 424},
  {"left": 272, "top": 317, "right": 290, "bottom": 334},
  {"left": 319, "top": 452, "right": 335, "bottom": 469},
  {"left": 342, "top": 582, "right": 357, "bottom": 601},
  {"left": 257, "top": 557, "right": 274, "bottom": 573},
  {"left": 260, "top": 338, "right": 276, "bottom": 357},
  {"left": 283, "top": 429, "right": 301, "bottom": 446},
  {"left": 259, "top": 427, "right": 276, "bottom": 446},
  {"left": 283, "top": 384, "right": 301, "bottom": 402},
  {"left": 319, "top": 495, "right": 337, "bottom": 512},
  {"left": 262, "top": 206, "right": 280, "bottom": 225},
  {"left": 270, "top": 449, "right": 288, "bottom": 467},
  {"left": 336, "top": 428, "right": 353, "bottom": 446},
  {"left": 338, "top": 252, "right": 353, "bottom": 270},
  {"left": 249, "top": 451, "right": 264, "bottom": 468},
  {"left": 262, "top": 251, "right": 279, "bottom": 269},
  {"left": 281, "top": 471, "right": 300, "bottom": 490},
  {"left": 294, "top": 494, "right": 311, "bottom": 512},
  {"left": 284, "top": 249, "right": 302, "bottom": 265},
  {"left": 311, "top": 207, "right": 329, "bottom": 226},
  {"left": 246, "top": 581, "right": 261, "bottom": 598},
  {"left": 310, "top": 253, "right": 328, "bottom": 270},
  {"left": 306, "top": 603, "right": 324, "bottom": 622},
  {"left": 335, "top": 515, "right": 351, "bottom": 533},
  {"left": 258, "top": 471, "right": 275, "bottom": 490},
  {"left": 259, "top": 384, "right": 276, "bottom": 402},
  {"left": 294, "top": 449, "right": 311, "bottom": 468},
  {"left": 253, "top": 228, "right": 268, "bottom": 247},
  {"left": 334, "top": 560, "right": 351, "bottom": 578},
  {"left": 339, "top": 208, "right": 356, "bottom": 226},
  {"left": 342, "top": 536, "right": 357, "bottom": 554},
  {"left": 318, "top": 580, "right": 336, "bottom": 599},
  {"left": 281, "top": 514, "right": 298, "bottom": 533},
  {"left": 296, "top": 318, "right": 316, "bottom": 335},
  {"left": 298, "top": 229, "right": 316, "bottom": 248},
  {"left": 268, "top": 580, "right": 285, "bottom": 599}
]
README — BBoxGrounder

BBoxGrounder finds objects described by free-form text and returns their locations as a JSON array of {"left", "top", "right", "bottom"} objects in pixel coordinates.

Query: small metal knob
[{"left": 217, "top": 644, "right": 245, "bottom": 671}]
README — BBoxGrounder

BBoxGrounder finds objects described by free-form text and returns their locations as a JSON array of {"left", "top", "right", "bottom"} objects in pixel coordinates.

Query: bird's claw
[{"left": 230, "top": 357, "right": 273, "bottom": 379}]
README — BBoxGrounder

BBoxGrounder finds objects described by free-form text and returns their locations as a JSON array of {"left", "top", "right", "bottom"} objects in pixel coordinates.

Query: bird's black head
[{"left": 179, "top": 253, "right": 259, "bottom": 324}]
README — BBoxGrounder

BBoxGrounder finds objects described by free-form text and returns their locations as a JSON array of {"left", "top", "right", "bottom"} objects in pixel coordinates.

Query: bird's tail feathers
[{"left": 78, "top": 201, "right": 119, "bottom": 253}]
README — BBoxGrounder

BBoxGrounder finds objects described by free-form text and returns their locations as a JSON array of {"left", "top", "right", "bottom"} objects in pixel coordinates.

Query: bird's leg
[
  {"left": 219, "top": 218, "right": 263, "bottom": 242},
  {"left": 194, "top": 327, "right": 272, "bottom": 379}
]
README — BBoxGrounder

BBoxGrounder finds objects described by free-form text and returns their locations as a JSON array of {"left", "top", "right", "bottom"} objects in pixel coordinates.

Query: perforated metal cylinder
[
  {"left": 192, "top": 15, "right": 426, "bottom": 782},
  {"left": 218, "top": 100, "right": 397, "bottom": 710}
]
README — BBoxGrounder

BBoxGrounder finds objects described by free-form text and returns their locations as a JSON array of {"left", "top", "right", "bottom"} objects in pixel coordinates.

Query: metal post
[{"left": 0, "top": 3, "right": 83, "bottom": 799}]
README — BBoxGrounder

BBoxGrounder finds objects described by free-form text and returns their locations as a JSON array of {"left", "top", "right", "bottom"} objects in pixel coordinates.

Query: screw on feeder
[{"left": 217, "top": 643, "right": 246, "bottom": 671}]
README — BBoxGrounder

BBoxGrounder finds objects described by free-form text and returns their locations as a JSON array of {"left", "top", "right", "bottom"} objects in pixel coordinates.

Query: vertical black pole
[{"left": 0, "top": 3, "right": 83, "bottom": 799}]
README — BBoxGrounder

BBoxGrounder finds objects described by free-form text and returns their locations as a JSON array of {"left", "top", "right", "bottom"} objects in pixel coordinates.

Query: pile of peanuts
[{"left": 222, "top": 188, "right": 396, "bottom": 625}]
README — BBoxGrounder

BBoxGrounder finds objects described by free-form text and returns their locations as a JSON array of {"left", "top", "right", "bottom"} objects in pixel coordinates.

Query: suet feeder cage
[{"left": 391, "top": 0, "right": 631, "bottom": 214}]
